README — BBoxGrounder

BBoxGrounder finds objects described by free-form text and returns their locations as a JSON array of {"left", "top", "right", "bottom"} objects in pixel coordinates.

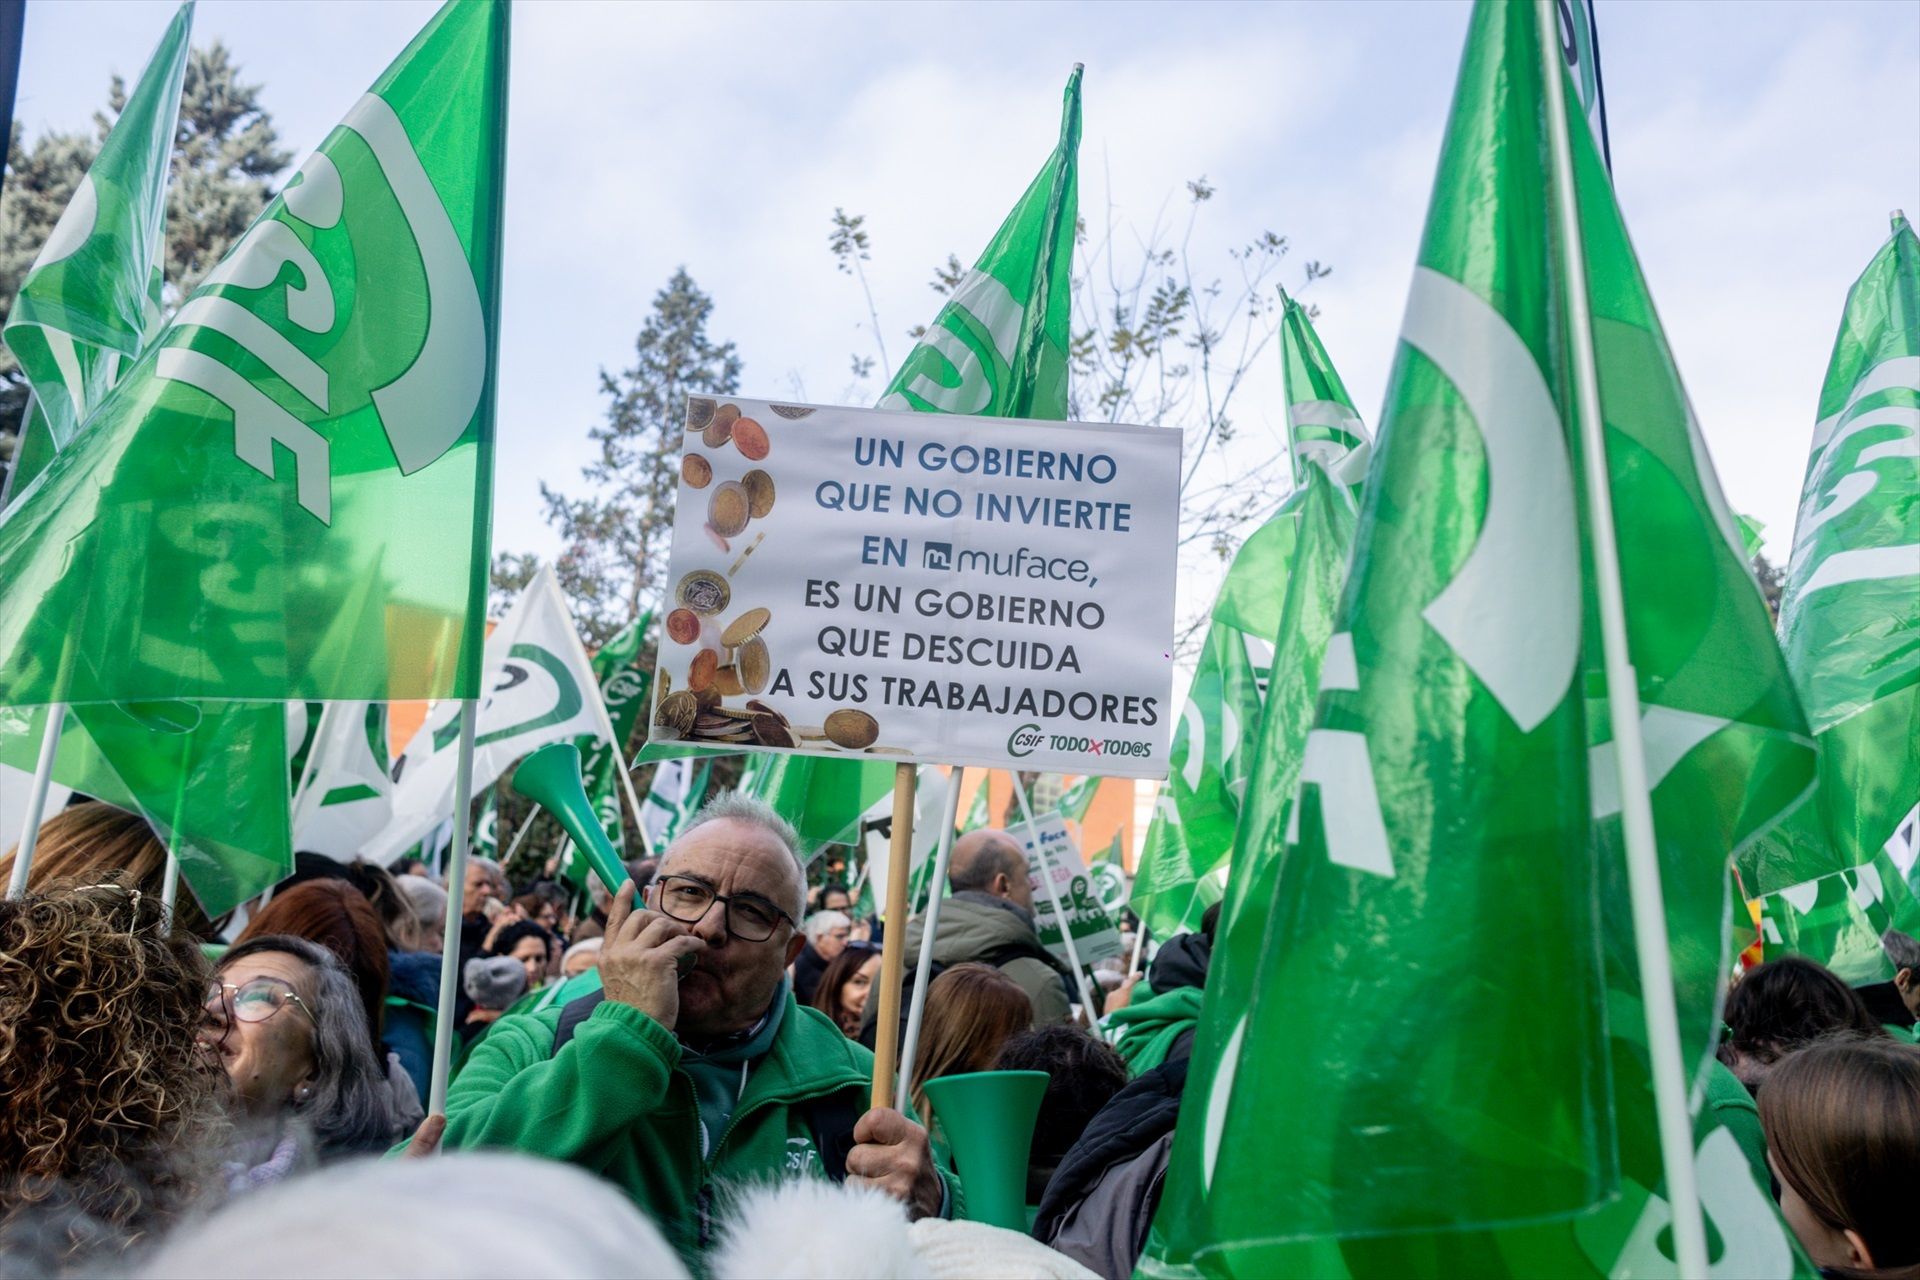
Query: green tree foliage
[
  {"left": 506, "top": 268, "right": 743, "bottom": 646},
  {"left": 0, "top": 42, "right": 288, "bottom": 477}
]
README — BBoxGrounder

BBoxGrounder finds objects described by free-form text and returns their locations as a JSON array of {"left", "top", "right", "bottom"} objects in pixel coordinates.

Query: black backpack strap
[
  {"left": 550, "top": 989, "right": 607, "bottom": 1054},
  {"left": 801, "top": 1087, "right": 864, "bottom": 1183}
]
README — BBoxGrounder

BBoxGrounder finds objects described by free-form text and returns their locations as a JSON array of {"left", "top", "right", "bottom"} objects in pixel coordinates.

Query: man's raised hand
[{"left": 598, "top": 880, "right": 705, "bottom": 1031}]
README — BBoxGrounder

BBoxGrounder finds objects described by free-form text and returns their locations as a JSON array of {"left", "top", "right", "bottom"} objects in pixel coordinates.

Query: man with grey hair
[
  {"left": 864, "top": 828, "right": 1076, "bottom": 1042},
  {"left": 441, "top": 791, "right": 952, "bottom": 1268},
  {"left": 793, "top": 909, "right": 852, "bottom": 1004}
]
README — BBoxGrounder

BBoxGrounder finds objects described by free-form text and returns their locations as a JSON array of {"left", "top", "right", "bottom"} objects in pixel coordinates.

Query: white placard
[
  {"left": 1015, "top": 810, "right": 1124, "bottom": 965},
  {"left": 648, "top": 396, "right": 1178, "bottom": 777}
]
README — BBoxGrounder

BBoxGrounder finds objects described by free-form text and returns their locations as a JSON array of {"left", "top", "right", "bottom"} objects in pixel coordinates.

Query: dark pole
[{"left": 0, "top": 1, "right": 24, "bottom": 206}]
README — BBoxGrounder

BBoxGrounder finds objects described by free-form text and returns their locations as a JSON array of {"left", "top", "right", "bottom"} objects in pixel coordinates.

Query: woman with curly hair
[{"left": 0, "top": 880, "right": 225, "bottom": 1263}]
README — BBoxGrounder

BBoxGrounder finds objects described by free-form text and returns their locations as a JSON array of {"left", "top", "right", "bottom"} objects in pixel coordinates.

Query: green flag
[
  {"left": 1129, "top": 593, "right": 1263, "bottom": 938},
  {"left": 1756, "top": 215, "right": 1920, "bottom": 915},
  {"left": 1055, "top": 773, "right": 1099, "bottom": 823},
  {"left": 579, "top": 610, "right": 655, "bottom": 853},
  {"left": 0, "top": 0, "right": 510, "bottom": 709},
  {"left": 1149, "top": 4, "right": 1813, "bottom": 1275},
  {"left": 1279, "top": 289, "right": 1371, "bottom": 495},
  {"left": 639, "top": 756, "right": 712, "bottom": 855},
  {"left": 472, "top": 786, "right": 499, "bottom": 860},
  {"left": 960, "top": 773, "right": 992, "bottom": 832},
  {"left": 2, "top": 2, "right": 190, "bottom": 498},
  {"left": 740, "top": 752, "right": 894, "bottom": 850},
  {"left": 877, "top": 65, "right": 1079, "bottom": 420}
]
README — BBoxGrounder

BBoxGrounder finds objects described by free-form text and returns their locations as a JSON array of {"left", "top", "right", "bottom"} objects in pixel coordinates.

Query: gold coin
[
  {"left": 824, "top": 708, "right": 879, "bottom": 750},
  {"left": 686, "top": 397, "right": 716, "bottom": 431},
  {"left": 714, "top": 403, "right": 742, "bottom": 429},
  {"left": 676, "top": 570, "right": 730, "bottom": 616},
  {"left": 708, "top": 482, "right": 750, "bottom": 538},
  {"left": 692, "top": 686, "right": 720, "bottom": 710},
  {"left": 737, "top": 635, "right": 770, "bottom": 693},
  {"left": 722, "top": 607, "right": 771, "bottom": 648},
  {"left": 744, "top": 699, "right": 784, "bottom": 720},
  {"left": 654, "top": 690, "right": 698, "bottom": 733},
  {"left": 714, "top": 665, "right": 744, "bottom": 698},
  {"left": 741, "top": 469, "right": 775, "bottom": 519},
  {"left": 682, "top": 454, "right": 713, "bottom": 488}
]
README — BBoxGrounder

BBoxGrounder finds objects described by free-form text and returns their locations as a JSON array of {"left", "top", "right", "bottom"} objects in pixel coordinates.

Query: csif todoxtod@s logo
[{"left": 1007, "top": 721, "right": 1154, "bottom": 762}]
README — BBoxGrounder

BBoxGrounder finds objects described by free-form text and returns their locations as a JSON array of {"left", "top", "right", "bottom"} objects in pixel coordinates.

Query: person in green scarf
[{"left": 440, "top": 793, "right": 952, "bottom": 1268}]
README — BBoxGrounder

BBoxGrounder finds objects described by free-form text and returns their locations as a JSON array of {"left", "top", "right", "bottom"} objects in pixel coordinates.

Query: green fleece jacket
[
  {"left": 441, "top": 972, "right": 923, "bottom": 1266},
  {"left": 1103, "top": 985, "right": 1204, "bottom": 1077}
]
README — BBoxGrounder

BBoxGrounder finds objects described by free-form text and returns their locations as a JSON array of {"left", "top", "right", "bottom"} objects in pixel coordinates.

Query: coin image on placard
[
  {"left": 714, "top": 665, "right": 744, "bottom": 698},
  {"left": 824, "top": 708, "right": 879, "bottom": 750},
  {"left": 686, "top": 397, "right": 716, "bottom": 432},
  {"left": 703, "top": 403, "right": 740, "bottom": 448},
  {"left": 721, "top": 607, "right": 771, "bottom": 648},
  {"left": 676, "top": 570, "right": 730, "bottom": 616},
  {"left": 708, "top": 482, "right": 750, "bottom": 538},
  {"left": 769, "top": 404, "right": 814, "bottom": 420},
  {"left": 682, "top": 454, "right": 713, "bottom": 489},
  {"left": 687, "top": 648, "right": 719, "bottom": 692},
  {"left": 737, "top": 636, "right": 770, "bottom": 694},
  {"left": 693, "top": 686, "right": 720, "bottom": 711},
  {"left": 732, "top": 417, "right": 769, "bottom": 461},
  {"left": 655, "top": 690, "right": 698, "bottom": 734},
  {"left": 751, "top": 712, "right": 794, "bottom": 748},
  {"left": 666, "top": 608, "right": 701, "bottom": 645},
  {"left": 704, "top": 523, "right": 731, "bottom": 554},
  {"left": 741, "top": 469, "right": 775, "bottom": 518}
]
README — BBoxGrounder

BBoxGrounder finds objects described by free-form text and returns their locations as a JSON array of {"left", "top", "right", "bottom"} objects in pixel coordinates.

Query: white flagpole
[
  {"left": 1537, "top": 5, "right": 1707, "bottom": 1275},
  {"left": 427, "top": 701, "right": 479, "bottom": 1117},
  {"left": 1126, "top": 914, "right": 1148, "bottom": 978},
  {"left": 896, "top": 767, "right": 966, "bottom": 1114},
  {"left": 160, "top": 850, "right": 182, "bottom": 912},
  {"left": 7, "top": 704, "right": 66, "bottom": 899},
  {"left": 1011, "top": 776, "right": 1101, "bottom": 1027},
  {"left": 500, "top": 802, "right": 543, "bottom": 865}
]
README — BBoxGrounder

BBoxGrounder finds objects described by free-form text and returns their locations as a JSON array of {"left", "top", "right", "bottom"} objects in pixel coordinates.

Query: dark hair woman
[
  {"left": 810, "top": 940, "right": 882, "bottom": 1036},
  {"left": 1721, "top": 956, "right": 1887, "bottom": 1091}
]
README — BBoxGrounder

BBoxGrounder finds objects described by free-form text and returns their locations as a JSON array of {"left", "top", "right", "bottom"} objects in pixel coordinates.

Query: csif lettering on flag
[
  {"left": 0, "top": 0, "right": 511, "bottom": 709},
  {"left": 1143, "top": 3, "right": 1814, "bottom": 1276}
]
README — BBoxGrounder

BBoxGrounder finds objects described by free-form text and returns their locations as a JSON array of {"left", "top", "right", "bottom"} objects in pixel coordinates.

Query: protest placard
[
  {"left": 647, "top": 396, "right": 1179, "bottom": 777},
  {"left": 1015, "top": 809, "right": 1124, "bottom": 965}
]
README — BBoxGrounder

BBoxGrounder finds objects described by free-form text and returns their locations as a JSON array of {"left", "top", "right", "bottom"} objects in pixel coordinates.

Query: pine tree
[{"left": 519, "top": 268, "right": 742, "bottom": 644}]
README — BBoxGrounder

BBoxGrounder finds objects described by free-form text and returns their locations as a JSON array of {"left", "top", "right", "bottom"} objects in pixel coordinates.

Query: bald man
[{"left": 867, "top": 828, "right": 1076, "bottom": 1040}]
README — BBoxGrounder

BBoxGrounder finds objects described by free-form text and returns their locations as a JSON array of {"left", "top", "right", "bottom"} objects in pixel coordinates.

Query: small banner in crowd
[
  {"left": 647, "top": 395, "right": 1178, "bottom": 777},
  {"left": 1015, "top": 809, "right": 1123, "bottom": 965}
]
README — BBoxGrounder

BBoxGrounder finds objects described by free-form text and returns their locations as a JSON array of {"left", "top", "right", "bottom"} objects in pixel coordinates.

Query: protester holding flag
[{"left": 439, "top": 794, "right": 953, "bottom": 1265}]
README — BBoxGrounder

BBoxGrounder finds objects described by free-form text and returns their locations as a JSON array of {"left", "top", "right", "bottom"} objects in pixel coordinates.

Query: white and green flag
[
  {"left": 639, "top": 756, "right": 711, "bottom": 853},
  {"left": 2, "top": 2, "right": 190, "bottom": 500},
  {"left": 368, "top": 564, "right": 623, "bottom": 862},
  {"left": 291, "top": 702, "right": 393, "bottom": 860},
  {"left": 1752, "top": 215, "right": 1920, "bottom": 955},
  {"left": 1146, "top": 3, "right": 1814, "bottom": 1274}
]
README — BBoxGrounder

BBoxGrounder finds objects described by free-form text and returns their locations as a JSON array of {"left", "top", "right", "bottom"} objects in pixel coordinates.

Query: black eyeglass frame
[{"left": 650, "top": 874, "right": 799, "bottom": 943}]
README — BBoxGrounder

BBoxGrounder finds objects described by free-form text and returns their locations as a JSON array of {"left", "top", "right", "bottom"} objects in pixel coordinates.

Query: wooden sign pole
[{"left": 870, "top": 762, "right": 918, "bottom": 1109}]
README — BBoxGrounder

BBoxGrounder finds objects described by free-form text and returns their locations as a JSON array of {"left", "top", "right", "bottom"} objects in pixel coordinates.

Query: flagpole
[
  {"left": 6, "top": 704, "right": 65, "bottom": 899},
  {"left": 1011, "top": 776, "right": 1102, "bottom": 1028},
  {"left": 500, "top": 802, "right": 543, "bottom": 865},
  {"left": 1537, "top": 5, "right": 1707, "bottom": 1275},
  {"left": 869, "top": 763, "right": 916, "bottom": 1109},
  {"left": 896, "top": 767, "right": 966, "bottom": 1114},
  {"left": 1126, "top": 915, "right": 1148, "bottom": 978},
  {"left": 427, "top": 701, "right": 479, "bottom": 1117}
]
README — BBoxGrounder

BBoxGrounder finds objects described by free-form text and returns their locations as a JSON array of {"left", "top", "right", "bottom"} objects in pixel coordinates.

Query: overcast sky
[{"left": 14, "top": 0, "right": 1919, "bottom": 622}]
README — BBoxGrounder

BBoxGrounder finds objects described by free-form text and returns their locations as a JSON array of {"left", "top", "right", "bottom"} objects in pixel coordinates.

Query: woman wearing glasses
[{"left": 203, "top": 935, "right": 399, "bottom": 1185}]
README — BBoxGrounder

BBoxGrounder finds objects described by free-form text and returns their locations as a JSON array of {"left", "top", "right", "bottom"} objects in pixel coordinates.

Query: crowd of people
[{"left": 1, "top": 794, "right": 1918, "bottom": 1278}]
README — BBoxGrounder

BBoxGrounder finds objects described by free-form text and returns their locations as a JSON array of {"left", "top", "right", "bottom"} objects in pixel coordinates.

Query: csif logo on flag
[{"left": 154, "top": 94, "right": 486, "bottom": 527}]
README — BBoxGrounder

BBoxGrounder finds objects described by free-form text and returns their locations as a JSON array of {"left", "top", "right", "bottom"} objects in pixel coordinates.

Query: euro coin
[
  {"left": 737, "top": 635, "right": 770, "bottom": 694},
  {"left": 732, "top": 418, "right": 770, "bottom": 461},
  {"left": 682, "top": 454, "right": 713, "bottom": 488},
  {"left": 666, "top": 609, "right": 701, "bottom": 645},
  {"left": 769, "top": 404, "right": 814, "bottom": 420},
  {"left": 676, "top": 570, "right": 730, "bottom": 616},
  {"left": 714, "top": 665, "right": 745, "bottom": 697},
  {"left": 722, "top": 607, "right": 771, "bottom": 648},
  {"left": 751, "top": 713, "right": 794, "bottom": 748},
  {"left": 708, "top": 482, "right": 750, "bottom": 538},
  {"left": 824, "top": 708, "right": 879, "bottom": 750},
  {"left": 688, "top": 648, "right": 719, "bottom": 692},
  {"left": 741, "top": 469, "right": 775, "bottom": 519},
  {"left": 654, "top": 690, "right": 698, "bottom": 733},
  {"left": 686, "top": 397, "right": 716, "bottom": 431}
]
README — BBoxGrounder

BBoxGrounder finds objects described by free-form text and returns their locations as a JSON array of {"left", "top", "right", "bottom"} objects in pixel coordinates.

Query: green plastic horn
[
  {"left": 510, "top": 742, "right": 629, "bottom": 893},
  {"left": 919, "top": 1069, "right": 1050, "bottom": 1231}
]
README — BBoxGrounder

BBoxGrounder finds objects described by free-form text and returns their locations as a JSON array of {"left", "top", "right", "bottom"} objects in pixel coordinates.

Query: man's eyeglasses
[
  {"left": 653, "top": 875, "right": 796, "bottom": 943},
  {"left": 206, "top": 977, "right": 317, "bottom": 1026}
]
